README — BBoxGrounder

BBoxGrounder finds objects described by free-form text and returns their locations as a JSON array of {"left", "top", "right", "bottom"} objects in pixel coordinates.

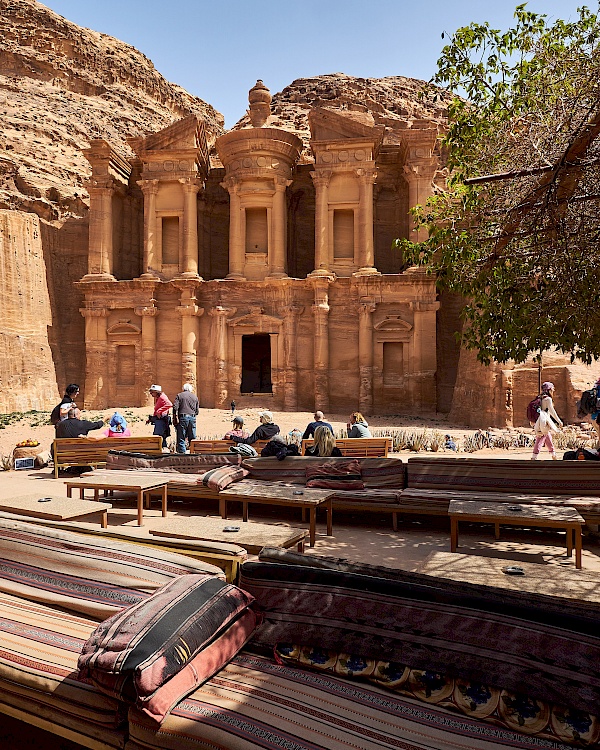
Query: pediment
[
  {"left": 229, "top": 310, "right": 283, "bottom": 331},
  {"left": 129, "top": 116, "right": 207, "bottom": 154},
  {"left": 374, "top": 316, "right": 412, "bottom": 332},
  {"left": 309, "top": 107, "right": 385, "bottom": 145},
  {"left": 107, "top": 321, "right": 141, "bottom": 335}
]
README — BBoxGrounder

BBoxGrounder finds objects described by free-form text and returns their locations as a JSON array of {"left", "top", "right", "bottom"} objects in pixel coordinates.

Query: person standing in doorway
[
  {"left": 148, "top": 385, "right": 173, "bottom": 450},
  {"left": 531, "top": 381, "right": 563, "bottom": 460},
  {"left": 173, "top": 383, "right": 199, "bottom": 454}
]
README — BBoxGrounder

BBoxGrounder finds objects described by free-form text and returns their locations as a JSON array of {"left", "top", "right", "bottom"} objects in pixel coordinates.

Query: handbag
[{"left": 534, "top": 409, "right": 556, "bottom": 435}]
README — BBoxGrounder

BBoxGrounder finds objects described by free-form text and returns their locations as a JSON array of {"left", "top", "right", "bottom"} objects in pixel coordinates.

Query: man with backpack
[{"left": 529, "top": 382, "right": 563, "bottom": 460}]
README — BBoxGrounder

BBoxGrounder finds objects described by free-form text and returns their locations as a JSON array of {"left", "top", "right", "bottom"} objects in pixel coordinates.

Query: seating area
[
  {"left": 3, "top": 441, "right": 600, "bottom": 749},
  {"left": 52, "top": 436, "right": 163, "bottom": 477},
  {"left": 301, "top": 436, "right": 392, "bottom": 456}
]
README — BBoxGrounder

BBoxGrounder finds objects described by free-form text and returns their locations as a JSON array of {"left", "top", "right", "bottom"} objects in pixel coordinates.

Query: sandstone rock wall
[{"left": 0, "top": 210, "right": 60, "bottom": 411}]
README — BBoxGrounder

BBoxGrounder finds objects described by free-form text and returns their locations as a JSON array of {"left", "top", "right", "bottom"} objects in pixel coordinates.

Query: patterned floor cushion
[
  {"left": 127, "top": 652, "right": 574, "bottom": 750},
  {"left": 0, "top": 590, "right": 125, "bottom": 728}
]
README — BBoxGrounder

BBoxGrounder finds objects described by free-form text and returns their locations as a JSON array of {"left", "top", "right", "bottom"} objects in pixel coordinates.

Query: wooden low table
[
  {"left": 448, "top": 499, "right": 584, "bottom": 569},
  {"left": 0, "top": 493, "right": 112, "bottom": 528},
  {"left": 149, "top": 516, "right": 309, "bottom": 555},
  {"left": 419, "top": 552, "right": 600, "bottom": 604},
  {"left": 65, "top": 475, "right": 168, "bottom": 526},
  {"left": 219, "top": 483, "right": 334, "bottom": 547}
]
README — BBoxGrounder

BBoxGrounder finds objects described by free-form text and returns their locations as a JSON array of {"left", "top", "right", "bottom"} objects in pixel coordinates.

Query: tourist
[
  {"left": 148, "top": 384, "right": 173, "bottom": 450},
  {"left": 347, "top": 412, "right": 372, "bottom": 438},
  {"left": 445, "top": 434, "right": 457, "bottom": 451},
  {"left": 101, "top": 412, "right": 131, "bottom": 438},
  {"left": 55, "top": 408, "right": 104, "bottom": 438},
  {"left": 231, "top": 410, "right": 280, "bottom": 445},
  {"left": 305, "top": 425, "right": 343, "bottom": 457},
  {"left": 288, "top": 427, "right": 303, "bottom": 446},
  {"left": 302, "top": 410, "right": 334, "bottom": 440},
  {"left": 531, "top": 381, "right": 563, "bottom": 460},
  {"left": 223, "top": 416, "right": 249, "bottom": 440},
  {"left": 230, "top": 400, "right": 236, "bottom": 414},
  {"left": 173, "top": 383, "right": 199, "bottom": 454},
  {"left": 50, "top": 383, "right": 80, "bottom": 427},
  {"left": 260, "top": 433, "right": 300, "bottom": 459},
  {"left": 590, "top": 377, "right": 600, "bottom": 446}
]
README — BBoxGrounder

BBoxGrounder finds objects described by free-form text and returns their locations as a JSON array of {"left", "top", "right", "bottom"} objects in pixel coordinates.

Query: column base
[
  {"left": 309, "top": 268, "right": 335, "bottom": 278},
  {"left": 79, "top": 273, "right": 117, "bottom": 282},
  {"left": 266, "top": 271, "right": 289, "bottom": 280},
  {"left": 175, "top": 271, "right": 204, "bottom": 281},
  {"left": 225, "top": 272, "right": 246, "bottom": 281},
  {"left": 353, "top": 267, "right": 381, "bottom": 277},
  {"left": 138, "top": 272, "right": 161, "bottom": 280}
]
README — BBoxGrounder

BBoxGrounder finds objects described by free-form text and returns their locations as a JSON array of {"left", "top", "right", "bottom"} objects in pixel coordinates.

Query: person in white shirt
[{"left": 531, "top": 381, "right": 563, "bottom": 460}]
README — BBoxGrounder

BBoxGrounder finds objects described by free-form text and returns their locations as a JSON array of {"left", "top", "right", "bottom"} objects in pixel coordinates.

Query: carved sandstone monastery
[{"left": 0, "top": 0, "right": 594, "bottom": 423}]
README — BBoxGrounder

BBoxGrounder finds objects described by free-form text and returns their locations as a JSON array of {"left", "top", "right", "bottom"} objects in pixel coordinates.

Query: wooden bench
[
  {"left": 301, "top": 437, "right": 392, "bottom": 458},
  {"left": 190, "top": 439, "right": 269, "bottom": 454},
  {"left": 52, "top": 436, "right": 163, "bottom": 478}
]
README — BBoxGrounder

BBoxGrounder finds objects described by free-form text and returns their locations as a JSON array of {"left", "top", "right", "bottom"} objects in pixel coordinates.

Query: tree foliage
[{"left": 398, "top": 5, "right": 600, "bottom": 365}]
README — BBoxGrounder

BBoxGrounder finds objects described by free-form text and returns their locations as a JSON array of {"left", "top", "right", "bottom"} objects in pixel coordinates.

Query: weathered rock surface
[
  {"left": 0, "top": 0, "right": 224, "bottom": 220},
  {"left": 233, "top": 73, "right": 453, "bottom": 163}
]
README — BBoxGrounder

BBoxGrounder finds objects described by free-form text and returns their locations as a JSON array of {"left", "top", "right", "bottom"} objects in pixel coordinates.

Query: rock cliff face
[
  {"left": 233, "top": 73, "right": 453, "bottom": 163},
  {"left": 0, "top": 0, "right": 224, "bottom": 220}
]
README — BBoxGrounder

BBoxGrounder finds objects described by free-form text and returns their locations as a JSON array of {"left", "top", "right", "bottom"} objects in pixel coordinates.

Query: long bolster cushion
[
  {"left": 106, "top": 451, "right": 242, "bottom": 473},
  {"left": 240, "top": 561, "right": 600, "bottom": 717},
  {"left": 0, "top": 518, "right": 224, "bottom": 619},
  {"left": 79, "top": 575, "right": 260, "bottom": 723},
  {"left": 0, "top": 590, "right": 125, "bottom": 728}
]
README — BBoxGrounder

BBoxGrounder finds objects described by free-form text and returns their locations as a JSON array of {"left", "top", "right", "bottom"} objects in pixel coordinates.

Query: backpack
[
  {"left": 577, "top": 387, "right": 599, "bottom": 419},
  {"left": 526, "top": 395, "right": 542, "bottom": 424}
]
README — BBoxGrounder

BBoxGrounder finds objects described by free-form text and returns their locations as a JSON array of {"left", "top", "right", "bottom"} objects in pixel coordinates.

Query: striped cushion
[
  {"left": 360, "top": 458, "right": 406, "bottom": 488},
  {"left": 0, "top": 590, "right": 124, "bottom": 728},
  {"left": 201, "top": 465, "right": 249, "bottom": 491},
  {"left": 240, "top": 562, "right": 600, "bottom": 717},
  {"left": 0, "top": 518, "right": 224, "bottom": 619},
  {"left": 79, "top": 576, "right": 258, "bottom": 723},
  {"left": 306, "top": 460, "right": 364, "bottom": 490},
  {"left": 127, "top": 652, "right": 570, "bottom": 750},
  {"left": 106, "top": 451, "right": 242, "bottom": 473},
  {"left": 407, "top": 457, "right": 600, "bottom": 495}
]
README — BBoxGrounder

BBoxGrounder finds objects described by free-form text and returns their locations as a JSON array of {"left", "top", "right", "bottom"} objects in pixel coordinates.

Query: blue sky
[{"left": 42, "top": 0, "right": 593, "bottom": 127}]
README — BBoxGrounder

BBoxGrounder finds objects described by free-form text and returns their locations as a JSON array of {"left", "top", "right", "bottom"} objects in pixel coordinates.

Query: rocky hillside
[
  {"left": 0, "top": 0, "right": 224, "bottom": 220},
  {"left": 234, "top": 73, "right": 454, "bottom": 162}
]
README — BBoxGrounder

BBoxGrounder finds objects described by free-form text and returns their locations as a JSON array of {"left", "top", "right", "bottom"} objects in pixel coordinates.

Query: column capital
[
  {"left": 220, "top": 176, "right": 241, "bottom": 194},
  {"left": 137, "top": 178, "right": 160, "bottom": 194},
  {"left": 403, "top": 160, "right": 437, "bottom": 181},
  {"left": 177, "top": 305, "right": 204, "bottom": 317},
  {"left": 79, "top": 307, "right": 109, "bottom": 318},
  {"left": 179, "top": 177, "right": 203, "bottom": 194},
  {"left": 283, "top": 304, "right": 304, "bottom": 318},
  {"left": 134, "top": 305, "right": 160, "bottom": 317},
  {"left": 355, "top": 167, "right": 377, "bottom": 183},
  {"left": 310, "top": 170, "right": 332, "bottom": 187},
  {"left": 208, "top": 305, "right": 237, "bottom": 318},
  {"left": 311, "top": 301, "right": 330, "bottom": 315},
  {"left": 409, "top": 300, "right": 440, "bottom": 312},
  {"left": 87, "top": 180, "right": 116, "bottom": 193},
  {"left": 358, "top": 301, "right": 377, "bottom": 316},
  {"left": 273, "top": 176, "right": 293, "bottom": 190}
]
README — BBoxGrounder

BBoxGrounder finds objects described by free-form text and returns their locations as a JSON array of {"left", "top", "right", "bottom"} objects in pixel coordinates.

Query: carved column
[
  {"left": 80, "top": 307, "right": 109, "bottom": 408},
  {"left": 403, "top": 162, "right": 437, "bottom": 243},
  {"left": 209, "top": 306, "right": 236, "bottom": 407},
  {"left": 138, "top": 179, "right": 160, "bottom": 278},
  {"left": 409, "top": 299, "right": 439, "bottom": 409},
  {"left": 177, "top": 288, "right": 204, "bottom": 390},
  {"left": 311, "top": 280, "right": 331, "bottom": 411},
  {"left": 358, "top": 301, "right": 376, "bottom": 414},
  {"left": 221, "top": 178, "right": 245, "bottom": 279},
  {"left": 179, "top": 178, "right": 202, "bottom": 278},
  {"left": 135, "top": 303, "right": 160, "bottom": 406},
  {"left": 86, "top": 182, "right": 115, "bottom": 279},
  {"left": 356, "top": 168, "right": 378, "bottom": 274},
  {"left": 310, "top": 171, "right": 332, "bottom": 275},
  {"left": 283, "top": 304, "right": 303, "bottom": 411},
  {"left": 268, "top": 177, "right": 291, "bottom": 278}
]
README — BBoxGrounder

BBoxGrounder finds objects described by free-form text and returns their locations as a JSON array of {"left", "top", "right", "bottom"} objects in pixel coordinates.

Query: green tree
[{"left": 398, "top": 5, "right": 600, "bottom": 364}]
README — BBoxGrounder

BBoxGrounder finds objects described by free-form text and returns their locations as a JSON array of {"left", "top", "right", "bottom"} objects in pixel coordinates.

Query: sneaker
[
  {"left": 531, "top": 455, "right": 539, "bottom": 460},
  {"left": 551, "top": 454, "right": 558, "bottom": 460}
]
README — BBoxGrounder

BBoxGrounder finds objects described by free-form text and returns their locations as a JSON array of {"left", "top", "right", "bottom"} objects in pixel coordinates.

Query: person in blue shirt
[{"left": 302, "top": 411, "right": 334, "bottom": 440}]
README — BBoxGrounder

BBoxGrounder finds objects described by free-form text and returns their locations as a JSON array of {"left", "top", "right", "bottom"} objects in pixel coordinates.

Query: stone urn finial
[{"left": 248, "top": 80, "right": 271, "bottom": 127}]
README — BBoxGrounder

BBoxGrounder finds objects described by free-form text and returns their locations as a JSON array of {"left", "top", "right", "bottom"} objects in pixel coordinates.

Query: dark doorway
[{"left": 241, "top": 334, "right": 272, "bottom": 393}]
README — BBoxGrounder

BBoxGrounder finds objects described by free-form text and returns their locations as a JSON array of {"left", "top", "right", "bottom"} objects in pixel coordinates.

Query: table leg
[
  {"left": 326, "top": 499, "right": 333, "bottom": 536},
  {"left": 66, "top": 485, "right": 72, "bottom": 498},
  {"left": 297, "top": 538, "right": 305, "bottom": 553},
  {"left": 137, "top": 490, "right": 143, "bottom": 527},
  {"left": 309, "top": 507, "right": 316, "bottom": 547},
  {"left": 80, "top": 489, "right": 85, "bottom": 500},
  {"left": 566, "top": 525, "right": 573, "bottom": 557},
  {"left": 494, "top": 522, "right": 500, "bottom": 540},
  {"left": 219, "top": 497, "right": 227, "bottom": 519},
  {"left": 101, "top": 510, "right": 108, "bottom": 529},
  {"left": 450, "top": 517, "right": 458, "bottom": 552},
  {"left": 392, "top": 512, "right": 398, "bottom": 532},
  {"left": 242, "top": 501, "right": 249, "bottom": 522},
  {"left": 575, "top": 526, "right": 583, "bottom": 569},
  {"left": 161, "top": 485, "right": 167, "bottom": 517},
  {"left": 93, "top": 489, "right": 99, "bottom": 502}
]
